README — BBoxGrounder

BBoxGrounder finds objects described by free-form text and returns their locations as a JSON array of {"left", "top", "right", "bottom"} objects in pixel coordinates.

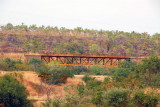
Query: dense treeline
[{"left": 0, "top": 23, "right": 159, "bottom": 56}]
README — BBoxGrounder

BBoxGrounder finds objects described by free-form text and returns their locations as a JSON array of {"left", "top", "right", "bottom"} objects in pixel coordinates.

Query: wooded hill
[{"left": 0, "top": 23, "right": 159, "bottom": 57}]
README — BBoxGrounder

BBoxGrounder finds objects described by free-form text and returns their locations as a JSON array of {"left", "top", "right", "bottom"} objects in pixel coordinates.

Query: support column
[
  {"left": 95, "top": 58, "right": 98, "bottom": 65},
  {"left": 41, "top": 56, "right": 43, "bottom": 63},
  {"left": 57, "top": 57, "right": 59, "bottom": 62},
  {"left": 72, "top": 57, "right": 74, "bottom": 64},
  {"left": 88, "top": 58, "right": 90, "bottom": 65},
  {"left": 80, "top": 57, "right": 82, "bottom": 64},
  {"left": 110, "top": 59, "right": 113, "bottom": 65},
  {"left": 103, "top": 58, "right": 105, "bottom": 65},
  {"left": 64, "top": 57, "right": 67, "bottom": 64},
  {"left": 49, "top": 57, "right": 51, "bottom": 63}
]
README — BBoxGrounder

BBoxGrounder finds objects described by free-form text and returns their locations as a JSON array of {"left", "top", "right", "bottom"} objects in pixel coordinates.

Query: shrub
[
  {"left": 132, "top": 90, "right": 159, "bottom": 107},
  {"left": 86, "top": 80, "right": 102, "bottom": 90},
  {"left": 103, "top": 88, "right": 130, "bottom": 107},
  {"left": 64, "top": 94, "right": 79, "bottom": 106},
  {"left": 52, "top": 99, "right": 61, "bottom": 107},
  {"left": 37, "top": 62, "right": 74, "bottom": 85},
  {"left": 15, "top": 63, "right": 30, "bottom": 71},
  {"left": 152, "top": 73, "right": 160, "bottom": 87},
  {"left": 0, "top": 75, "right": 32, "bottom": 107},
  {"left": 0, "top": 59, "right": 8, "bottom": 71},
  {"left": 0, "top": 58, "right": 29, "bottom": 71},
  {"left": 91, "top": 90, "right": 103, "bottom": 106},
  {"left": 82, "top": 75, "right": 95, "bottom": 83},
  {"left": 41, "top": 99, "right": 62, "bottom": 107},
  {"left": 77, "top": 82, "right": 85, "bottom": 96},
  {"left": 4, "top": 58, "right": 17, "bottom": 70},
  {"left": 135, "top": 56, "right": 160, "bottom": 87},
  {"left": 103, "top": 77, "right": 111, "bottom": 83},
  {"left": 71, "top": 66, "right": 88, "bottom": 75},
  {"left": 110, "top": 67, "right": 131, "bottom": 82},
  {"left": 120, "top": 59, "right": 137, "bottom": 70},
  {"left": 36, "top": 64, "right": 49, "bottom": 73},
  {"left": 89, "top": 66, "right": 108, "bottom": 75},
  {"left": 28, "top": 58, "right": 43, "bottom": 71}
]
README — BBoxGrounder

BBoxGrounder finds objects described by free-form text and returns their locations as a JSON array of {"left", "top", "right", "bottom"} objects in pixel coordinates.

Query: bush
[
  {"left": 0, "top": 59, "right": 8, "bottom": 71},
  {"left": 0, "top": 75, "right": 32, "bottom": 107},
  {"left": 0, "top": 58, "right": 29, "bottom": 71},
  {"left": 91, "top": 90, "right": 103, "bottom": 106},
  {"left": 64, "top": 94, "right": 80, "bottom": 106},
  {"left": 135, "top": 56, "right": 160, "bottom": 87},
  {"left": 103, "top": 77, "right": 111, "bottom": 83},
  {"left": 120, "top": 59, "right": 136, "bottom": 70},
  {"left": 89, "top": 66, "right": 108, "bottom": 75},
  {"left": 132, "top": 90, "right": 159, "bottom": 107},
  {"left": 86, "top": 80, "right": 102, "bottom": 90},
  {"left": 71, "top": 66, "right": 88, "bottom": 75},
  {"left": 77, "top": 82, "right": 85, "bottom": 96},
  {"left": 28, "top": 58, "right": 43, "bottom": 71},
  {"left": 41, "top": 99, "right": 62, "bottom": 107},
  {"left": 36, "top": 64, "right": 49, "bottom": 73},
  {"left": 108, "top": 60, "right": 136, "bottom": 82},
  {"left": 4, "top": 58, "right": 17, "bottom": 70},
  {"left": 82, "top": 75, "right": 105, "bottom": 91},
  {"left": 37, "top": 62, "right": 74, "bottom": 85},
  {"left": 103, "top": 88, "right": 130, "bottom": 107},
  {"left": 152, "top": 73, "right": 160, "bottom": 87},
  {"left": 15, "top": 63, "right": 30, "bottom": 71},
  {"left": 82, "top": 75, "right": 95, "bottom": 83},
  {"left": 110, "top": 67, "right": 131, "bottom": 82}
]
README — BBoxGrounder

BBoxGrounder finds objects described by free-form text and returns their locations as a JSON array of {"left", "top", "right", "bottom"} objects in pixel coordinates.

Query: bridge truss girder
[{"left": 41, "top": 56, "right": 127, "bottom": 67}]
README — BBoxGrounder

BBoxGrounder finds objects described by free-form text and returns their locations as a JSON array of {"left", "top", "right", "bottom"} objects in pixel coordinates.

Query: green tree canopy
[{"left": 0, "top": 75, "right": 32, "bottom": 107}]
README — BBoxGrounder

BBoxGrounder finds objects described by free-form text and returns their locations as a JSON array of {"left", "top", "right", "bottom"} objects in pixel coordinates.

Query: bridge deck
[{"left": 41, "top": 54, "right": 130, "bottom": 59}]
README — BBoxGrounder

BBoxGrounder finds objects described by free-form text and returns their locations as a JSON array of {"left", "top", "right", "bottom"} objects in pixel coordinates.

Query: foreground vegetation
[
  {"left": 0, "top": 74, "right": 33, "bottom": 107},
  {"left": 0, "top": 56, "right": 160, "bottom": 106},
  {"left": 41, "top": 56, "right": 160, "bottom": 107}
]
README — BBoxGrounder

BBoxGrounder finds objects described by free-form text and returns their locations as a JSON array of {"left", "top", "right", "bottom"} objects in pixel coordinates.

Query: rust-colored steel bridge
[{"left": 41, "top": 54, "right": 130, "bottom": 67}]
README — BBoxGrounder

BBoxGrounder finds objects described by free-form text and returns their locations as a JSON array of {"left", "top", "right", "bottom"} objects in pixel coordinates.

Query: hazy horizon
[{"left": 0, "top": 0, "right": 160, "bottom": 35}]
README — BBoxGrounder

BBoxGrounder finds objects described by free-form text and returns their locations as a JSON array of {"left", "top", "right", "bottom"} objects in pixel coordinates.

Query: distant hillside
[{"left": 0, "top": 23, "right": 159, "bottom": 57}]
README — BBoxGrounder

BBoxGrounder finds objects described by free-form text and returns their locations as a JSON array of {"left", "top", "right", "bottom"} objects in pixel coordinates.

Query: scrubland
[{"left": 0, "top": 56, "right": 160, "bottom": 107}]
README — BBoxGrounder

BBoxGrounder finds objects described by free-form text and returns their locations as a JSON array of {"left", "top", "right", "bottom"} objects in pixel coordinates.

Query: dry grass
[
  {"left": 74, "top": 75, "right": 109, "bottom": 81},
  {"left": 0, "top": 53, "right": 41, "bottom": 62}
]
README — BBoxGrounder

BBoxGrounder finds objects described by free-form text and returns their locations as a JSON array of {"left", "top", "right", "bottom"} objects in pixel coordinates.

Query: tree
[
  {"left": 109, "top": 60, "right": 136, "bottom": 82},
  {"left": 37, "top": 61, "right": 74, "bottom": 85},
  {"left": 6, "top": 23, "right": 13, "bottom": 30},
  {"left": 89, "top": 66, "right": 106, "bottom": 75},
  {"left": 4, "top": 58, "right": 16, "bottom": 71},
  {"left": 0, "top": 75, "right": 32, "bottom": 107},
  {"left": 142, "top": 56, "right": 160, "bottom": 74},
  {"left": 103, "top": 88, "right": 130, "bottom": 107},
  {"left": 28, "top": 58, "right": 43, "bottom": 71},
  {"left": 135, "top": 56, "right": 160, "bottom": 86},
  {"left": 132, "top": 90, "right": 159, "bottom": 107}
]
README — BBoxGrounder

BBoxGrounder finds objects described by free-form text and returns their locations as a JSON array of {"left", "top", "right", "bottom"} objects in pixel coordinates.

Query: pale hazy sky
[{"left": 0, "top": 0, "right": 160, "bottom": 34}]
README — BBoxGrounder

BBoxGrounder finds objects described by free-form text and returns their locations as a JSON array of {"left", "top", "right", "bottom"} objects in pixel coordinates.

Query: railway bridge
[{"left": 40, "top": 54, "right": 131, "bottom": 67}]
